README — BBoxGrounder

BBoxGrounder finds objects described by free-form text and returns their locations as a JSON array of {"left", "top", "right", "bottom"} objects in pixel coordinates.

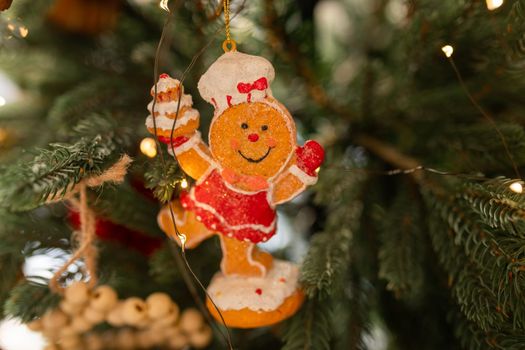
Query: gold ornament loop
[{"left": 222, "top": 39, "right": 237, "bottom": 52}]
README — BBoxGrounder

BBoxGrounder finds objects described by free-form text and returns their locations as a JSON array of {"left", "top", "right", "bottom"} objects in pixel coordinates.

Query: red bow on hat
[{"left": 237, "top": 77, "right": 268, "bottom": 94}]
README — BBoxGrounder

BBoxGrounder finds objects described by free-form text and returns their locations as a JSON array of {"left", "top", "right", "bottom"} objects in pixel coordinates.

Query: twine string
[
  {"left": 48, "top": 155, "right": 131, "bottom": 294},
  {"left": 49, "top": 184, "right": 98, "bottom": 294}
]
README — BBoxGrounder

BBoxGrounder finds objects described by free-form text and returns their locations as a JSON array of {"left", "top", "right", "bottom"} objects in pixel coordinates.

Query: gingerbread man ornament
[{"left": 146, "top": 51, "right": 324, "bottom": 328}]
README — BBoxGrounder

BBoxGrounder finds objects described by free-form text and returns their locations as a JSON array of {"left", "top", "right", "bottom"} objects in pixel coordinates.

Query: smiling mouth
[{"left": 238, "top": 147, "right": 273, "bottom": 163}]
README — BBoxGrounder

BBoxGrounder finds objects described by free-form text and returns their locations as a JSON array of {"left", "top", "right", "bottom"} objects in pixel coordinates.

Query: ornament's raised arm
[
  {"left": 167, "top": 132, "right": 213, "bottom": 180},
  {"left": 145, "top": 74, "right": 214, "bottom": 180},
  {"left": 271, "top": 140, "right": 325, "bottom": 205}
]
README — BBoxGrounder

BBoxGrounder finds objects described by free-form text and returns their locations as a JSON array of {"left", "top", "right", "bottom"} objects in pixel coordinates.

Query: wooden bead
[
  {"left": 89, "top": 285, "right": 118, "bottom": 312},
  {"left": 152, "top": 308, "right": 179, "bottom": 329},
  {"left": 179, "top": 308, "right": 204, "bottom": 334},
  {"left": 121, "top": 297, "right": 148, "bottom": 326},
  {"left": 71, "top": 316, "right": 92, "bottom": 333},
  {"left": 116, "top": 329, "right": 136, "bottom": 349},
  {"left": 26, "top": 318, "right": 43, "bottom": 331},
  {"left": 189, "top": 325, "right": 213, "bottom": 349},
  {"left": 60, "top": 335, "right": 81, "bottom": 349},
  {"left": 146, "top": 293, "right": 174, "bottom": 319},
  {"left": 146, "top": 328, "right": 167, "bottom": 344},
  {"left": 106, "top": 303, "right": 125, "bottom": 327},
  {"left": 101, "top": 330, "right": 118, "bottom": 346},
  {"left": 136, "top": 331, "right": 155, "bottom": 348},
  {"left": 60, "top": 300, "right": 84, "bottom": 316},
  {"left": 84, "top": 334, "right": 104, "bottom": 350},
  {"left": 60, "top": 325, "right": 78, "bottom": 338},
  {"left": 164, "top": 326, "right": 184, "bottom": 338},
  {"left": 83, "top": 307, "right": 105, "bottom": 324},
  {"left": 42, "top": 328, "right": 60, "bottom": 341},
  {"left": 168, "top": 329, "right": 188, "bottom": 349},
  {"left": 64, "top": 282, "right": 90, "bottom": 305},
  {"left": 136, "top": 317, "right": 151, "bottom": 329},
  {"left": 42, "top": 309, "right": 69, "bottom": 330}
]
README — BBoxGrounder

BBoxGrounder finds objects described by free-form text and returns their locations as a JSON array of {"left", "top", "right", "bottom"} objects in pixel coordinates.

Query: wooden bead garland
[{"left": 28, "top": 282, "right": 213, "bottom": 350}]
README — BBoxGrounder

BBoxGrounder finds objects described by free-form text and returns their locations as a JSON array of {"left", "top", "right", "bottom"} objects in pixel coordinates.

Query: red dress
[{"left": 180, "top": 169, "right": 276, "bottom": 243}]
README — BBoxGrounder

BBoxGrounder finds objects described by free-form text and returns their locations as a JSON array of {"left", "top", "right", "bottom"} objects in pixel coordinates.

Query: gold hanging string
[
  {"left": 222, "top": 0, "right": 236, "bottom": 52},
  {"left": 224, "top": 0, "right": 230, "bottom": 41}
]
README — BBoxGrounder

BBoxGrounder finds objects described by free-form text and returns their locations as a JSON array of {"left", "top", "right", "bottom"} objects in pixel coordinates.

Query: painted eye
[
  {"left": 241, "top": 123, "right": 249, "bottom": 129},
  {"left": 261, "top": 125, "right": 268, "bottom": 131}
]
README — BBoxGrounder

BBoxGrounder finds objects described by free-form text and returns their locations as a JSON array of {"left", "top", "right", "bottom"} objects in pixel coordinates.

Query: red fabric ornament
[{"left": 69, "top": 211, "right": 162, "bottom": 256}]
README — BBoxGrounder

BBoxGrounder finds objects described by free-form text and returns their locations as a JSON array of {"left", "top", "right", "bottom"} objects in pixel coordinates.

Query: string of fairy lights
[{"left": 438, "top": 0, "right": 524, "bottom": 193}]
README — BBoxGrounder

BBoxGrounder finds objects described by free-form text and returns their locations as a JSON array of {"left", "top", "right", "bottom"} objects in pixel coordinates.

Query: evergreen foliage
[
  {"left": 282, "top": 299, "right": 334, "bottom": 350},
  {"left": 1, "top": 0, "right": 525, "bottom": 349},
  {"left": 144, "top": 156, "right": 183, "bottom": 204},
  {"left": 4, "top": 281, "right": 60, "bottom": 323}
]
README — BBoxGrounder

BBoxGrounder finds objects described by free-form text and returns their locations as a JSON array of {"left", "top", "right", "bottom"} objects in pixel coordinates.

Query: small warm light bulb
[
  {"left": 441, "top": 45, "right": 454, "bottom": 58},
  {"left": 19, "top": 26, "right": 28, "bottom": 38},
  {"left": 486, "top": 0, "right": 504, "bottom": 10},
  {"left": 509, "top": 181, "right": 523, "bottom": 194},
  {"left": 180, "top": 178, "right": 189, "bottom": 189},
  {"left": 140, "top": 137, "right": 157, "bottom": 158},
  {"left": 315, "top": 167, "right": 320, "bottom": 174},
  {"left": 0, "top": 96, "right": 5, "bottom": 106},
  {"left": 178, "top": 233, "right": 187, "bottom": 251},
  {"left": 159, "top": 0, "right": 170, "bottom": 12}
]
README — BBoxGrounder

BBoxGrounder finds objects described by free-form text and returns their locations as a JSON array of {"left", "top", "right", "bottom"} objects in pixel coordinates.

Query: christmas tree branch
[
  {"left": 282, "top": 299, "right": 333, "bottom": 350},
  {"left": 506, "top": 0, "right": 525, "bottom": 72},
  {"left": 451, "top": 310, "right": 525, "bottom": 350},
  {"left": 262, "top": 0, "right": 439, "bottom": 182},
  {"left": 92, "top": 183, "right": 163, "bottom": 237},
  {"left": 376, "top": 183, "right": 426, "bottom": 300},
  {"left": 0, "top": 113, "right": 132, "bottom": 211},
  {"left": 353, "top": 134, "right": 424, "bottom": 181},
  {"left": 425, "top": 179, "right": 525, "bottom": 332},
  {"left": 262, "top": 0, "right": 357, "bottom": 122},
  {"left": 4, "top": 280, "right": 59, "bottom": 322},
  {"left": 0, "top": 135, "right": 122, "bottom": 211}
]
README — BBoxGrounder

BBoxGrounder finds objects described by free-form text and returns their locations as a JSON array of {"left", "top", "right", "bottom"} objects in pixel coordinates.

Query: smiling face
[{"left": 210, "top": 102, "right": 296, "bottom": 179}]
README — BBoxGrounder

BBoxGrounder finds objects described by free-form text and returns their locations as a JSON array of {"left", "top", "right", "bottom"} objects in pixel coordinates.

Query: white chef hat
[{"left": 197, "top": 51, "right": 275, "bottom": 116}]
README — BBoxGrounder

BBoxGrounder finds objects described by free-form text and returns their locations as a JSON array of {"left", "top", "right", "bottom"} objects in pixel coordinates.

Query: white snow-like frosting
[
  {"left": 198, "top": 51, "right": 275, "bottom": 115},
  {"left": 145, "top": 109, "right": 199, "bottom": 131},
  {"left": 147, "top": 96, "right": 193, "bottom": 115},
  {"left": 207, "top": 260, "right": 300, "bottom": 312},
  {"left": 289, "top": 165, "right": 318, "bottom": 185},
  {"left": 150, "top": 76, "right": 181, "bottom": 94}
]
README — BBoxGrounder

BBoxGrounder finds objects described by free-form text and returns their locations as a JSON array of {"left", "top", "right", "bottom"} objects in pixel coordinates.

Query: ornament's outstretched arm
[
  {"left": 168, "top": 131, "right": 215, "bottom": 180},
  {"left": 271, "top": 140, "right": 324, "bottom": 205}
]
